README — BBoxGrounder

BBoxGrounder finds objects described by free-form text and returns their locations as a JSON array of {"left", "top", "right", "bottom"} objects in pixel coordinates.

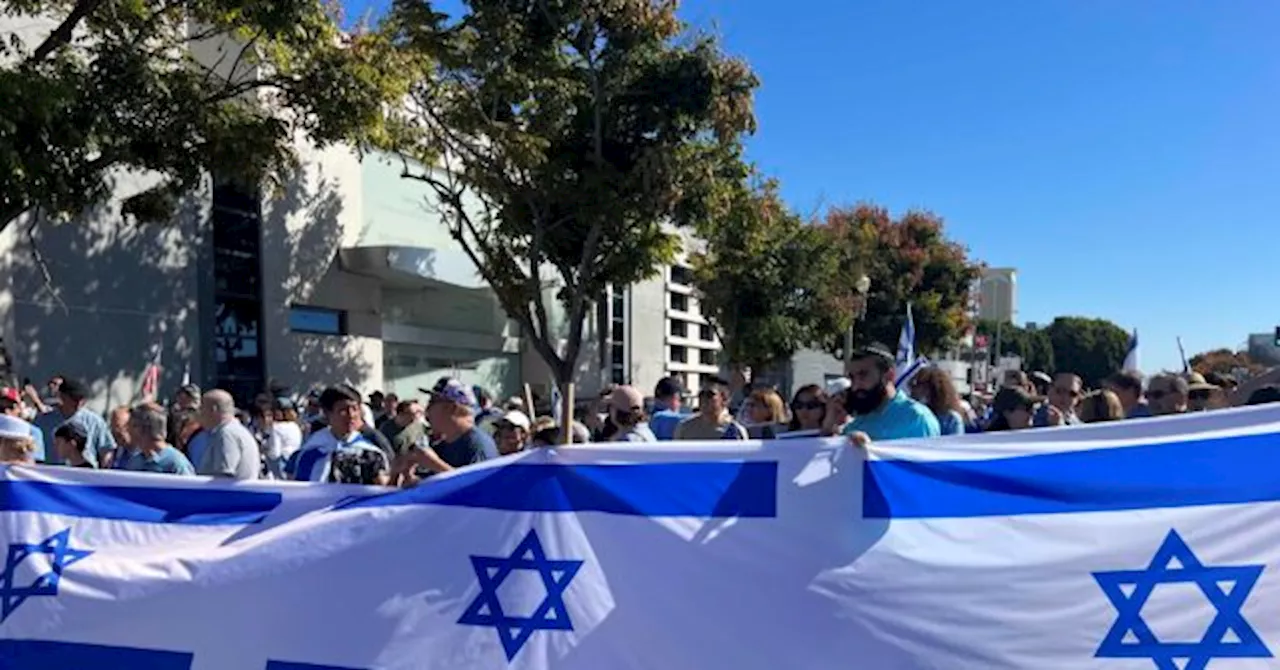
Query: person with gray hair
[
  {"left": 196, "top": 389, "right": 260, "bottom": 479},
  {"left": 118, "top": 403, "right": 195, "bottom": 475}
]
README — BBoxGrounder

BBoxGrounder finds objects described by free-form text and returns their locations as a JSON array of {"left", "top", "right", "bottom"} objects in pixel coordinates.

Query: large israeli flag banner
[{"left": 5, "top": 406, "right": 1280, "bottom": 669}]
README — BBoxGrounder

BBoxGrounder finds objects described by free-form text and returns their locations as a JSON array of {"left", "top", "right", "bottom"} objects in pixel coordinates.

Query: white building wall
[
  {"left": 260, "top": 139, "right": 383, "bottom": 395},
  {"left": 978, "top": 267, "right": 1017, "bottom": 322},
  {"left": 628, "top": 275, "right": 669, "bottom": 396},
  {"left": 0, "top": 171, "right": 208, "bottom": 413}
]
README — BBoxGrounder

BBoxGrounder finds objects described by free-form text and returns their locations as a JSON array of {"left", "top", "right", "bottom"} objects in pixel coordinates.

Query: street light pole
[{"left": 844, "top": 275, "right": 872, "bottom": 368}]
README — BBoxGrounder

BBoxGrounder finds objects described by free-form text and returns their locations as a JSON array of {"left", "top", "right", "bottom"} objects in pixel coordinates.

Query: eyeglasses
[{"left": 793, "top": 400, "right": 824, "bottom": 411}]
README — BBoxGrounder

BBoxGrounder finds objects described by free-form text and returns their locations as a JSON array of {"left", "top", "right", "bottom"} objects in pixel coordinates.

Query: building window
[
  {"left": 670, "top": 320, "right": 687, "bottom": 338},
  {"left": 211, "top": 177, "right": 265, "bottom": 405},
  {"left": 289, "top": 305, "right": 347, "bottom": 335},
  {"left": 610, "top": 286, "right": 627, "bottom": 384},
  {"left": 670, "top": 345, "right": 688, "bottom": 363},
  {"left": 611, "top": 342, "right": 626, "bottom": 384},
  {"left": 670, "top": 292, "right": 688, "bottom": 312},
  {"left": 670, "top": 265, "right": 693, "bottom": 286},
  {"left": 699, "top": 348, "right": 718, "bottom": 366},
  {"left": 700, "top": 323, "right": 713, "bottom": 342}
]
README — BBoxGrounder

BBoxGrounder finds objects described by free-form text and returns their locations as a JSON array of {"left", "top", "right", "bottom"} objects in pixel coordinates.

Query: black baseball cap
[{"left": 654, "top": 376, "right": 684, "bottom": 398}]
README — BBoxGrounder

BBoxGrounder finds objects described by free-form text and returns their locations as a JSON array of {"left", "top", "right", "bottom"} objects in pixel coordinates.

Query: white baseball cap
[
  {"left": 0, "top": 415, "right": 32, "bottom": 440},
  {"left": 825, "top": 377, "right": 852, "bottom": 395},
  {"left": 499, "top": 410, "right": 532, "bottom": 431}
]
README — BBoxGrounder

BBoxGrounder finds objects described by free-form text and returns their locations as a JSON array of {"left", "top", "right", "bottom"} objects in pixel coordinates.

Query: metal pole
[{"left": 843, "top": 324, "right": 855, "bottom": 369}]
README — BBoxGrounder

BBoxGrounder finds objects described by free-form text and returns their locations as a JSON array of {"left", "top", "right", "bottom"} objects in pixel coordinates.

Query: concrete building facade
[
  {"left": 977, "top": 267, "right": 1018, "bottom": 323},
  {"left": 600, "top": 230, "right": 724, "bottom": 399}
]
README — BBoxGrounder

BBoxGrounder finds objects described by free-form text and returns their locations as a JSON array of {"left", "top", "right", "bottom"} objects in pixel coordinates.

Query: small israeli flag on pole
[
  {"left": 896, "top": 303, "right": 929, "bottom": 388},
  {"left": 550, "top": 378, "right": 563, "bottom": 425},
  {"left": 1123, "top": 329, "right": 1140, "bottom": 372}
]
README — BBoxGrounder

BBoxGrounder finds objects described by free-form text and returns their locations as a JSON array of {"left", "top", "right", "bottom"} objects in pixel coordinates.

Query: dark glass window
[
  {"left": 670, "top": 293, "right": 688, "bottom": 312},
  {"left": 700, "top": 348, "right": 718, "bottom": 366},
  {"left": 700, "top": 323, "right": 713, "bottom": 341},
  {"left": 670, "top": 265, "right": 693, "bottom": 286},
  {"left": 211, "top": 178, "right": 265, "bottom": 405},
  {"left": 290, "top": 306, "right": 347, "bottom": 335},
  {"left": 670, "top": 345, "right": 687, "bottom": 363},
  {"left": 670, "top": 320, "right": 687, "bottom": 338}
]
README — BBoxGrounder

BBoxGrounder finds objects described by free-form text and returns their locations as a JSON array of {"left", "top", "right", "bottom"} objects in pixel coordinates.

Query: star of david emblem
[
  {"left": 1094, "top": 529, "right": 1270, "bottom": 670},
  {"left": 457, "top": 528, "right": 584, "bottom": 660},
  {"left": 0, "top": 528, "right": 93, "bottom": 622}
]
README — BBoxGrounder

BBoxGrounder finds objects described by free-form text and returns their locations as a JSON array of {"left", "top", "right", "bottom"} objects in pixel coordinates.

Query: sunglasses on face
[{"left": 793, "top": 400, "right": 824, "bottom": 411}]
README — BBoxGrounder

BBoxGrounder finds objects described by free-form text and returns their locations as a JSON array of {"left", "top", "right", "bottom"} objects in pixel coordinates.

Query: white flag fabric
[
  {"left": 5, "top": 406, "right": 1280, "bottom": 668},
  {"left": 1124, "top": 329, "right": 1140, "bottom": 372}
]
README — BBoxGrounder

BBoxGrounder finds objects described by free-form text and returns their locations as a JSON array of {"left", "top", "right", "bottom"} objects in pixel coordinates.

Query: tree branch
[
  {"left": 28, "top": 0, "right": 107, "bottom": 62},
  {"left": 25, "top": 212, "right": 68, "bottom": 314}
]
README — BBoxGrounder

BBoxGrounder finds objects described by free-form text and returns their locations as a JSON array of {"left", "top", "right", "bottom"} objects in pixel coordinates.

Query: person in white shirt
[
  {"left": 262, "top": 397, "right": 303, "bottom": 479},
  {"left": 291, "top": 386, "right": 391, "bottom": 485}
]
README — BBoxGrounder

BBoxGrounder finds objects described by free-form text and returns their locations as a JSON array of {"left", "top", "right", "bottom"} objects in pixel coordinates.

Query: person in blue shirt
[
  {"left": 841, "top": 345, "right": 940, "bottom": 442},
  {"left": 648, "top": 377, "right": 687, "bottom": 441},
  {"left": 32, "top": 377, "right": 115, "bottom": 467},
  {"left": 118, "top": 405, "right": 196, "bottom": 476}
]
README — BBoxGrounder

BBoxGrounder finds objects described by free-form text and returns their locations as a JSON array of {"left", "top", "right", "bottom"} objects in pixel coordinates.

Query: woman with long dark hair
[{"left": 909, "top": 367, "right": 966, "bottom": 436}]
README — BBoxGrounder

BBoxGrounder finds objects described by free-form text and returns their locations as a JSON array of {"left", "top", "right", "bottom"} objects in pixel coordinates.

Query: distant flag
[
  {"left": 181, "top": 365, "right": 190, "bottom": 386},
  {"left": 895, "top": 304, "right": 930, "bottom": 389},
  {"left": 1122, "top": 329, "right": 1140, "bottom": 372},
  {"left": 550, "top": 378, "right": 563, "bottom": 425},
  {"left": 138, "top": 344, "right": 162, "bottom": 401}
]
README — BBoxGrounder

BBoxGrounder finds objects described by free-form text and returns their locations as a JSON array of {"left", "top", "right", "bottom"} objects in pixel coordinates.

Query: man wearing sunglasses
[
  {"left": 1146, "top": 374, "right": 1189, "bottom": 416},
  {"left": 1034, "top": 373, "right": 1084, "bottom": 427}
]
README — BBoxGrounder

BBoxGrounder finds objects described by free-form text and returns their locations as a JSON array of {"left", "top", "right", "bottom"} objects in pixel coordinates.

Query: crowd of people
[{"left": 0, "top": 343, "right": 1276, "bottom": 486}]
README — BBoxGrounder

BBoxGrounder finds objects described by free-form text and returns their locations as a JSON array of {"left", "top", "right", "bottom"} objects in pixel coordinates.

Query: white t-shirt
[{"left": 267, "top": 422, "right": 303, "bottom": 461}]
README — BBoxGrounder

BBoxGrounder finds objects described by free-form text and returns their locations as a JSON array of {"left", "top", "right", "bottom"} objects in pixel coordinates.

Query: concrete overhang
[{"left": 338, "top": 245, "right": 490, "bottom": 292}]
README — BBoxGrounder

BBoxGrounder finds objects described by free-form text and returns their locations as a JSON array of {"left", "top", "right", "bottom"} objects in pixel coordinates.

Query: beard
[{"left": 844, "top": 384, "right": 889, "bottom": 416}]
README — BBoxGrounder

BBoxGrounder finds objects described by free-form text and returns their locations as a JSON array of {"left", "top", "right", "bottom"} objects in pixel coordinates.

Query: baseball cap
[
  {"left": 428, "top": 378, "right": 477, "bottom": 409},
  {"left": 498, "top": 410, "right": 532, "bottom": 430},
  {"left": 654, "top": 376, "right": 683, "bottom": 399},
  {"left": 0, "top": 415, "right": 32, "bottom": 440},
  {"left": 609, "top": 385, "right": 644, "bottom": 413},
  {"left": 825, "top": 377, "right": 852, "bottom": 395}
]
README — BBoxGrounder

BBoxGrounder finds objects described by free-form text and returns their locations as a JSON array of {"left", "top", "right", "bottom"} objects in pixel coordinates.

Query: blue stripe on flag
[
  {"left": 863, "top": 430, "right": 1280, "bottom": 519},
  {"left": 341, "top": 461, "right": 779, "bottom": 518},
  {"left": 0, "top": 640, "right": 193, "bottom": 669},
  {"left": 0, "top": 481, "right": 281, "bottom": 525},
  {"left": 266, "top": 662, "right": 368, "bottom": 670}
]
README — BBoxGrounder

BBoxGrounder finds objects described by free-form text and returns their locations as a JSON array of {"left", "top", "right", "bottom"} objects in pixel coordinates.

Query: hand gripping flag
[{"left": 4, "top": 406, "right": 1280, "bottom": 668}]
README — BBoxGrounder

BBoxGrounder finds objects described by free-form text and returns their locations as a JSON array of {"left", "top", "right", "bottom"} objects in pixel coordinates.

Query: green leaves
[
  {"left": 1043, "top": 317, "right": 1131, "bottom": 387},
  {"left": 819, "top": 204, "right": 981, "bottom": 356},
  {"left": 689, "top": 172, "right": 845, "bottom": 372},
  {"left": 390, "top": 0, "right": 758, "bottom": 381},
  {"left": 1, "top": 0, "right": 419, "bottom": 230}
]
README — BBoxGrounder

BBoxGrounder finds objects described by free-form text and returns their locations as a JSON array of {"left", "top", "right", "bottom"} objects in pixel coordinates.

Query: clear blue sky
[{"left": 351, "top": 0, "right": 1280, "bottom": 373}]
